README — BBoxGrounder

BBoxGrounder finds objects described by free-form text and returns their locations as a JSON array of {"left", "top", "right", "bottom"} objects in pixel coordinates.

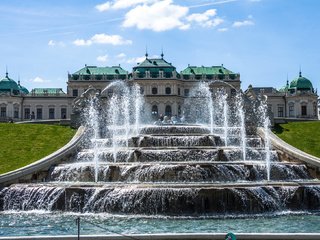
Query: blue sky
[{"left": 0, "top": 0, "right": 319, "bottom": 92}]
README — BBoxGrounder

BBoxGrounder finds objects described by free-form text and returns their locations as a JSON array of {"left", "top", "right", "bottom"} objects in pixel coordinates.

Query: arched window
[
  {"left": 301, "top": 105, "right": 307, "bottom": 116},
  {"left": 178, "top": 88, "right": 181, "bottom": 95},
  {"left": 289, "top": 103, "right": 294, "bottom": 117},
  {"left": 165, "top": 87, "right": 171, "bottom": 95},
  {"left": 165, "top": 105, "right": 172, "bottom": 116},
  {"left": 152, "top": 87, "right": 158, "bottom": 94},
  {"left": 152, "top": 105, "right": 158, "bottom": 115},
  {"left": 0, "top": 104, "right": 7, "bottom": 118}
]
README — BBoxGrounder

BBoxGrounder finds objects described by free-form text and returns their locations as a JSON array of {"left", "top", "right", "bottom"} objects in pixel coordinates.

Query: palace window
[
  {"left": 14, "top": 106, "right": 19, "bottom": 119},
  {"left": 231, "top": 89, "right": 237, "bottom": 96},
  {"left": 61, "top": 108, "right": 67, "bottom": 119},
  {"left": 72, "top": 89, "right": 78, "bottom": 97},
  {"left": 49, "top": 108, "right": 55, "bottom": 119},
  {"left": 184, "top": 89, "right": 190, "bottom": 97},
  {"left": 301, "top": 105, "right": 307, "bottom": 116},
  {"left": 37, "top": 108, "right": 43, "bottom": 120},
  {"left": 0, "top": 107, "right": 6, "bottom": 118},
  {"left": 289, "top": 104, "right": 294, "bottom": 117},
  {"left": 165, "top": 105, "right": 172, "bottom": 116},
  {"left": 24, "top": 108, "right": 30, "bottom": 119},
  {"left": 178, "top": 88, "right": 181, "bottom": 95},
  {"left": 151, "top": 105, "right": 158, "bottom": 115},
  {"left": 165, "top": 87, "right": 171, "bottom": 95},
  {"left": 152, "top": 87, "right": 158, "bottom": 94},
  {"left": 277, "top": 105, "right": 284, "bottom": 117}
]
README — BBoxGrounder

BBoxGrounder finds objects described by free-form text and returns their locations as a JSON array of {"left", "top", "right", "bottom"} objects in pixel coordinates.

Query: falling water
[
  {"left": 258, "top": 96, "right": 271, "bottom": 181},
  {"left": 87, "top": 95, "right": 100, "bottom": 182},
  {"left": 133, "top": 84, "right": 144, "bottom": 135},
  {"left": 215, "top": 90, "right": 229, "bottom": 146},
  {"left": 123, "top": 90, "right": 130, "bottom": 147},
  {"left": 237, "top": 91, "right": 246, "bottom": 161},
  {"left": 223, "top": 94, "right": 229, "bottom": 146},
  {"left": 183, "top": 82, "right": 215, "bottom": 130},
  {"left": 198, "top": 82, "right": 215, "bottom": 134},
  {"left": 101, "top": 81, "right": 145, "bottom": 161},
  {"left": 108, "top": 94, "right": 121, "bottom": 162}
]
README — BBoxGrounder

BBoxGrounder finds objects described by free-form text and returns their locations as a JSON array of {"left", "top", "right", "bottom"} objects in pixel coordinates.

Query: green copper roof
[
  {"left": 278, "top": 85, "right": 288, "bottom": 92},
  {"left": 180, "top": 65, "right": 235, "bottom": 75},
  {"left": 135, "top": 58, "right": 174, "bottom": 68},
  {"left": 74, "top": 65, "right": 127, "bottom": 75},
  {"left": 0, "top": 73, "right": 20, "bottom": 92},
  {"left": 18, "top": 84, "right": 29, "bottom": 94},
  {"left": 278, "top": 80, "right": 289, "bottom": 93},
  {"left": 133, "top": 57, "right": 176, "bottom": 74},
  {"left": 28, "top": 88, "right": 66, "bottom": 95},
  {"left": 289, "top": 72, "right": 313, "bottom": 90}
]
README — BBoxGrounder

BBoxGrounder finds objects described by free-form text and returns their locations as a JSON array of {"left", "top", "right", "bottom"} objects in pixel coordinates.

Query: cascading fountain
[{"left": 0, "top": 81, "right": 319, "bottom": 224}]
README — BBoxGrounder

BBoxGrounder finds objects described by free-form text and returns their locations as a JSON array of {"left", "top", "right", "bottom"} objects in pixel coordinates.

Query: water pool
[{"left": 1, "top": 212, "right": 319, "bottom": 236}]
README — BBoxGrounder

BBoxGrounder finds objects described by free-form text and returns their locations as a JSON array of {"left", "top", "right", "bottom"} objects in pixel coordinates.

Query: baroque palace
[{"left": 0, "top": 54, "right": 318, "bottom": 122}]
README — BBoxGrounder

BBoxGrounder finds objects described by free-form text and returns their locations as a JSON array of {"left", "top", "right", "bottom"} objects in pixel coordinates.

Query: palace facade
[
  {"left": 245, "top": 71, "right": 318, "bottom": 120},
  {"left": 0, "top": 54, "right": 318, "bottom": 122}
]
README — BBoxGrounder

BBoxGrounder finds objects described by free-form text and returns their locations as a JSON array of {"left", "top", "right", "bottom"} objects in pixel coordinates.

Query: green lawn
[
  {"left": 0, "top": 123, "right": 76, "bottom": 174},
  {"left": 273, "top": 121, "right": 320, "bottom": 158}
]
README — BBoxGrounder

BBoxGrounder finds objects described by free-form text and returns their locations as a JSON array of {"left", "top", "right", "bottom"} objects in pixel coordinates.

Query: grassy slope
[
  {"left": 0, "top": 123, "right": 76, "bottom": 174},
  {"left": 273, "top": 121, "right": 320, "bottom": 158}
]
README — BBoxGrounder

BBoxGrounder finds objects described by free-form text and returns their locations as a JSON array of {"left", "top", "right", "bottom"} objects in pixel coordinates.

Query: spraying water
[
  {"left": 236, "top": 91, "right": 246, "bottom": 161},
  {"left": 102, "top": 81, "right": 145, "bottom": 161},
  {"left": 87, "top": 95, "right": 100, "bottom": 182},
  {"left": 215, "top": 89, "right": 229, "bottom": 146},
  {"left": 133, "top": 84, "right": 143, "bottom": 135},
  {"left": 258, "top": 96, "right": 272, "bottom": 181}
]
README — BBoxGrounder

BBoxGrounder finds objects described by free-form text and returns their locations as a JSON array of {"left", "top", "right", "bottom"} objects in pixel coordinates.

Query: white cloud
[
  {"left": 232, "top": 19, "right": 254, "bottom": 27},
  {"left": 97, "top": 54, "right": 109, "bottom": 62},
  {"left": 73, "top": 39, "right": 91, "bottom": 46},
  {"left": 122, "top": 0, "right": 189, "bottom": 31},
  {"left": 218, "top": 28, "right": 228, "bottom": 32},
  {"left": 127, "top": 56, "right": 147, "bottom": 64},
  {"left": 48, "top": 40, "right": 65, "bottom": 47},
  {"left": 186, "top": 9, "right": 223, "bottom": 28},
  {"left": 48, "top": 40, "right": 55, "bottom": 46},
  {"left": 96, "top": 0, "right": 156, "bottom": 11},
  {"left": 126, "top": 54, "right": 160, "bottom": 64},
  {"left": 73, "top": 33, "right": 132, "bottom": 46},
  {"left": 31, "top": 77, "right": 50, "bottom": 83},
  {"left": 95, "top": 1, "right": 111, "bottom": 11},
  {"left": 116, "top": 53, "right": 126, "bottom": 58}
]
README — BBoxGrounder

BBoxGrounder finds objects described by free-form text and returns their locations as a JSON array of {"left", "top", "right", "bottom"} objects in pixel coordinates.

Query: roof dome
[
  {"left": 0, "top": 72, "right": 20, "bottom": 93},
  {"left": 289, "top": 71, "right": 313, "bottom": 91},
  {"left": 18, "top": 83, "right": 29, "bottom": 94}
]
